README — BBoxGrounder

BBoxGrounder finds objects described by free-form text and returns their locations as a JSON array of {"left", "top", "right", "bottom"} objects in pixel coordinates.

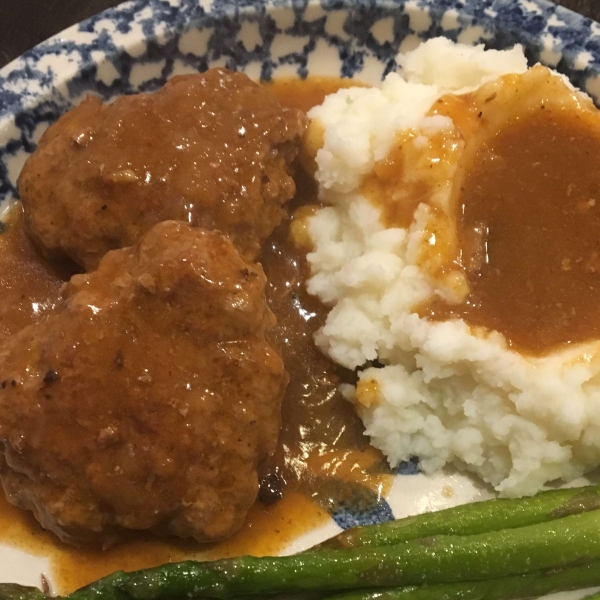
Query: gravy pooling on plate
[{"left": 0, "top": 77, "right": 392, "bottom": 594}]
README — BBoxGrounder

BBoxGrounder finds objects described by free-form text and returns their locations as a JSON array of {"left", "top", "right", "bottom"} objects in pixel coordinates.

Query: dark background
[{"left": 0, "top": 0, "right": 598, "bottom": 68}]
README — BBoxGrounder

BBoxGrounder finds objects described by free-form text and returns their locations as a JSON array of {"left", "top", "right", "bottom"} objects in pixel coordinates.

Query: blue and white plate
[{"left": 0, "top": 0, "right": 599, "bottom": 597}]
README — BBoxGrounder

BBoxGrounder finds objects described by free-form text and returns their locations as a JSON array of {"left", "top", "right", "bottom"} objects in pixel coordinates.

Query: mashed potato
[{"left": 304, "top": 38, "right": 600, "bottom": 497}]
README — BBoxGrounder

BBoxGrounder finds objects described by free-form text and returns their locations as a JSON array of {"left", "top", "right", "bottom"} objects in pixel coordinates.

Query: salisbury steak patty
[
  {"left": 0, "top": 221, "right": 287, "bottom": 546},
  {"left": 18, "top": 68, "right": 306, "bottom": 270}
]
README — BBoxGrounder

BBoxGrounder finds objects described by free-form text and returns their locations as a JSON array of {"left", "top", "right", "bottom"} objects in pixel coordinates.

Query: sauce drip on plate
[{"left": 0, "top": 77, "right": 392, "bottom": 594}]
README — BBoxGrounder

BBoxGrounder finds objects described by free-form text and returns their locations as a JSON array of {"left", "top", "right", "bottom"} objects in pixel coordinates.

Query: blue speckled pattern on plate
[
  {"left": 1, "top": 0, "right": 600, "bottom": 207},
  {"left": 0, "top": 0, "right": 599, "bottom": 595}
]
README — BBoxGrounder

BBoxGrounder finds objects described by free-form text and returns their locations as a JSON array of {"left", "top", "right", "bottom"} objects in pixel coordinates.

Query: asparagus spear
[
  {"left": 64, "top": 572, "right": 129, "bottom": 600},
  {"left": 0, "top": 585, "right": 47, "bottom": 600},
  {"left": 64, "top": 508, "right": 600, "bottom": 600},
  {"left": 320, "top": 484, "right": 600, "bottom": 550},
  {"left": 320, "top": 562, "right": 600, "bottom": 599},
  {"left": 3, "top": 563, "right": 598, "bottom": 600}
]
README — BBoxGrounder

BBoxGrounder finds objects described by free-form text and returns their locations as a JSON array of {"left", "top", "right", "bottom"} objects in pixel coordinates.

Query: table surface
[{"left": 0, "top": 0, "right": 597, "bottom": 69}]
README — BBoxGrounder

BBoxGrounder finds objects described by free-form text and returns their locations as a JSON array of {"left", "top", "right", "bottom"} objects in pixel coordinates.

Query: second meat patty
[{"left": 0, "top": 221, "right": 287, "bottom": 546}]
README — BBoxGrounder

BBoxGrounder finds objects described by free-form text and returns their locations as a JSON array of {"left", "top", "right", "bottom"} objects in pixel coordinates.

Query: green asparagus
[
  {"left": 0, "top": 585, "right": 47, "bottom": 600},
  {"left": 319, "top": 484, "right": 600, "bottom": 550},
  {"left": 4, "top": 487, "right": 600, "bottom": 600},
  {"left": 321, "top": 562, "right": 600, "bottom": 599},
  {"left": 3, "top": 562, "right": 598, "bottom": 600},
  {"left": 60, "top": 508, "right": 600, "bottom": 600}
]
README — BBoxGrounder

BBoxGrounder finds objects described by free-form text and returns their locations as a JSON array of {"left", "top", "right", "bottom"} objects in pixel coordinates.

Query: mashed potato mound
[{"left": 305, "top": 38, "right": 600, "bottom": 497}]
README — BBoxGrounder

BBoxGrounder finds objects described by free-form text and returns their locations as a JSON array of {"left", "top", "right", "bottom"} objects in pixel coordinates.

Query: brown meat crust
[
  {"left": 18, "top": 68, "right": 306, "bottom": 269},
  {"left": 0, "top": 221, "right": 287, "bottom": 546}
]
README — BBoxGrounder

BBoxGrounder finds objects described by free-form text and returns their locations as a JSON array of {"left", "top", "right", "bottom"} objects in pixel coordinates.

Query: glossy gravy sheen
[
  {"left": 0, "top": 77, "right": 391, "bottom": 594},
  {"left": 425, "top": 100, "right": 600, "bottom": 354},
  {"left": 363, "top": 66, "right": 600, "bottom": 356},
  {"left": 0, "top": 207, "right": 73, "bottom": 344}
]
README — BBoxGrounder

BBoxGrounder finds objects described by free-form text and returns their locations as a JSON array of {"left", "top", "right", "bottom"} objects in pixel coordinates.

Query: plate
[{"left": 0, "top": 0, "right": 599, "bottom": 597}]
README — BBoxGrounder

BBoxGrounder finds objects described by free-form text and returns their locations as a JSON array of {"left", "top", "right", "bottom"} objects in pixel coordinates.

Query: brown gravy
[
  {"left": 0, "top": 77, "right": 391, "bottom": 594},
  {"left": 424, "top": 88, "right": 600, "bottom": 355},
  {"left": 361, "top": 130, "right": 462, "bottom": 231},
  {"left": 265, "top": 77, "right": 363, "bottom": 113},
  {"left": 360, "top": 67, "right": 600, "bottom": 356},
  {"left": 0, "top": 206, "right": 73, "bottom": 344},
  {"left": 258, "top": 170, "right": 391, "bottom": 512}
]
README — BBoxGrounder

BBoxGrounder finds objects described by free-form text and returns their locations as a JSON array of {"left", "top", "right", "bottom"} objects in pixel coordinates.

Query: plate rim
[{"left": 0, "top": 1, "right": 599, "bottom": 597}]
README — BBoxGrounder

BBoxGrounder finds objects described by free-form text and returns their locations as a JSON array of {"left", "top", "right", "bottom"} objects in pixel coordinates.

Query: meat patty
[
  {"left": 18, "top": 69, "right": 306, "bottom": 270},
  {"left": 0, "top": 221, "right": 287, "bottom": 546}
]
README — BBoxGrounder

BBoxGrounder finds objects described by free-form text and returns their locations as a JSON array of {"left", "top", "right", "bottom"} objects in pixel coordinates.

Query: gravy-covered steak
[
  {"left": 0, "top": 221, "right": 287, "bottom": 546},
  {"left": 18, "top": 69, "right": 306, "bottom": 270}
]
